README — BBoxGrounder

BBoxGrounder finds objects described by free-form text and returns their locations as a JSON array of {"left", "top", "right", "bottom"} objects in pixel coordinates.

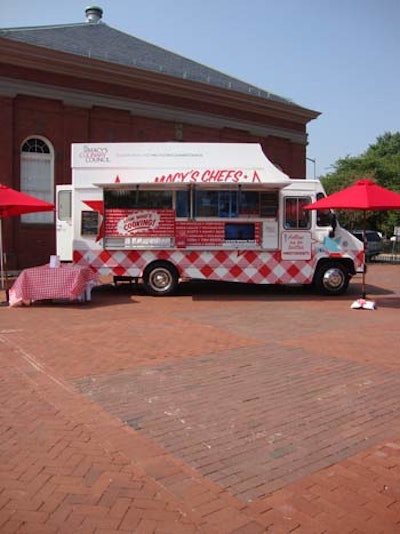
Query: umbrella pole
[
  {"left": 0, "top": 218, "right": 4, "bottom": 291},
  {"left": 362, "top": 211, "right": 366, "bottom": 299},
  {"left": 0, "top": 218, "right": 10, "bottom": 302}
]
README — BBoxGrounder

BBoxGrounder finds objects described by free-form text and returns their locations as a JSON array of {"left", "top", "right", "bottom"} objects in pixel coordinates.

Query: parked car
[{"left": 351, "top": 230, "right": 383, "bottom": 261}]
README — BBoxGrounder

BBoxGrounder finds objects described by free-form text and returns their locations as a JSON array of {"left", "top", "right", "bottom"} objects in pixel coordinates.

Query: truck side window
[
  {"left": 195, "top": 190, "right": 238, "bottom": 218},
  {"left": 239, "top": 191, "right": 260, "bottom": 217},
  {"left": 194, "top": 190, "right": 276, "bottom": 219},
  {"left": 81, "top": 210, "right": 99, "bottom": 236},
  {"left": 104, "top": 189, "right": 172, "bottom": 209},
  {"left": 284, "top": 197, "right": 311, "bottom": 229},
  {"left": 195, "top": 190, "right": 219, "bottom": 217},
  {"left": 260, "top": 191, "right": 278, "bottom": 217},
  {"left": 176, "top": 190, "right": 190, "bottom": 218},
  {"left": 58, "top": 189, "right": 71, "bottom": 221}
]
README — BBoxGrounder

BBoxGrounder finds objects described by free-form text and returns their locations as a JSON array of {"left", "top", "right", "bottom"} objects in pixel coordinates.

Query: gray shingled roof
[{"left": 0, "top": 20, "right": 294, "bottom": 105}]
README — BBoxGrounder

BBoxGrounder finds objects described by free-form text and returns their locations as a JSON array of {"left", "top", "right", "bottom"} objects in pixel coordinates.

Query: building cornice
[{"left": 0, "top": 76, "right": 309, "bottom": 144}]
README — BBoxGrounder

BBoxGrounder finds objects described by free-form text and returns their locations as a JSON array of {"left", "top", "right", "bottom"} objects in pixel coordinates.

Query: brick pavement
[{"left": 0, "top": 263, "right": 400, "bottom": 533}]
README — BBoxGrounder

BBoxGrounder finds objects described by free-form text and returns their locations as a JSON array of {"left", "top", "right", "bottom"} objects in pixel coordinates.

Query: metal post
[{"left": 306, "top": 157, "right": 316, "bottom": 179}]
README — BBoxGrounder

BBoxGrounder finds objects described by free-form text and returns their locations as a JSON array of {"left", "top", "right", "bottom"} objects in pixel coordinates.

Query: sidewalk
[{"left": 1, "top": 264, "right": 400, "bottom": 533}]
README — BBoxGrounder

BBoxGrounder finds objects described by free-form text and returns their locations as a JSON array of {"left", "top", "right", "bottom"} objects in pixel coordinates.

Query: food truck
[{"left": 56, "top": 142, "right": 364, "bottom": 296}]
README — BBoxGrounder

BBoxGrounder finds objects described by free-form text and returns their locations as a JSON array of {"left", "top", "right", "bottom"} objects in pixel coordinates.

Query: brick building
[{"left": 0, "top": 6, "right": 319, "bottom": 270}]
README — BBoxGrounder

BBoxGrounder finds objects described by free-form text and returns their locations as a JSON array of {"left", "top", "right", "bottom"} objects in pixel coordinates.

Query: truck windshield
[{"left": 316, "top": 193, "right": 334, "bottom": 227}]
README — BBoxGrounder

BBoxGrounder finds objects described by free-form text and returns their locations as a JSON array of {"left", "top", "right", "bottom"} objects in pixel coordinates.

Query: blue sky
[{"left": 1, "top": 0, "right": 399, "bottom": 178}]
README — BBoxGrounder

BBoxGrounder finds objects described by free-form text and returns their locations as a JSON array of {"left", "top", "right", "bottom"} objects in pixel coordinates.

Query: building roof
[{"left": 0, "top": 9, "right": 296, "bottom": 107}]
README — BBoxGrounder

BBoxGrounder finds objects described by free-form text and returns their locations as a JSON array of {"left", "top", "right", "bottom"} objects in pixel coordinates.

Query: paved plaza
[{"left": 1, "top": 263, "right": 400, "bottom": 533}]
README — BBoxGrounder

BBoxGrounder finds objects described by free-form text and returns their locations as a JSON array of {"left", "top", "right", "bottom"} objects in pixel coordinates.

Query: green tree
[{"left": 320, "top": 131, "right": 400, "bottom": 236}]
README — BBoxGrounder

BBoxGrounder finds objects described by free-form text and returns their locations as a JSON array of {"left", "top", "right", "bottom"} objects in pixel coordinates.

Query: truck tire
[
  {"left": 143, "top": 262, "right": 179, "bottom": 296},
  {"left": 313, "top": 262, "right": 349, "bottom": 296}
]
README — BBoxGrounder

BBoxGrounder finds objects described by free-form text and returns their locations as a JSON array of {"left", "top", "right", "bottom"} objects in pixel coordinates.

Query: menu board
[{"left": 81, "top": 210, "right": 99, "bottom": 235}]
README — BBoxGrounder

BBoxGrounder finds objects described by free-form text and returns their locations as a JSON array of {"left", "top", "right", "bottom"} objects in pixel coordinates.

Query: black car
[{"left": 351, "top": 230, "right": 383, "bottom": 260}]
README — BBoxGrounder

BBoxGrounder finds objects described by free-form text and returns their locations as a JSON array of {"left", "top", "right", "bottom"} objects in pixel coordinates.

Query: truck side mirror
[{"left": 329, "top": 212, "right": 337, "bottom": 238}]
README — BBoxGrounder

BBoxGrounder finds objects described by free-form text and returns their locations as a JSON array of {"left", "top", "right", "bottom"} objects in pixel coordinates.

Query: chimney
[{"left": 85, "top": 6, "right": 103, "bottom": 23}]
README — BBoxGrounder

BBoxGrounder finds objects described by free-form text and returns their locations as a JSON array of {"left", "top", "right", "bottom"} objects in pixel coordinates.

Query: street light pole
[{"left": 306, "top": 157, "right": 316, "bottom": 179}]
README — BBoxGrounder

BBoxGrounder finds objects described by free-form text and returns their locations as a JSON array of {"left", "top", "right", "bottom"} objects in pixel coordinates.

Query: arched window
[{"left": 20, "top": 137, "right": 54, "bottom": 224}]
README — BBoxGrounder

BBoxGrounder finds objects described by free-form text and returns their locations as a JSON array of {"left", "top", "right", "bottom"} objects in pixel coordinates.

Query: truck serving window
[
  {"left": 104, "top": 189, "right": 172, "bottom": 209},
  {"left": 284, "top": 197, "right": 311, "bottom": 229},
  {"left": 176, "top": 190, "right": 190, "bottom": 218},
  {"left": 239, "top": 191, "right": 260, "bottom": 217},
  {"left": 260, "top": 192, "right": 278, "bottom": 217},
  {"left": 193, "top": 190, "right": 268, "bottom": 219},
  {"left": 195, "top": 190, "right": 237, "bottom": 217}
]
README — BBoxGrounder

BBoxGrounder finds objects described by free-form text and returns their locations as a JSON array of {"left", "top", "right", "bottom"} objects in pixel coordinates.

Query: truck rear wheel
[
  {"left": 314, "top": 262, "right": 349, "bottom": 296},
  {"left": 143, "top": 262, "right": 179, "bottom": 296}
]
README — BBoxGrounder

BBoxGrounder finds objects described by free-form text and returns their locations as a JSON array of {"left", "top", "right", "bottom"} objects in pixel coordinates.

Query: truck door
[
  {"left": 56, "top": 185, "right": 73, "bottom": 261},
  {"left": 281, "top": 195, "right": 312, "bottom": 260}
]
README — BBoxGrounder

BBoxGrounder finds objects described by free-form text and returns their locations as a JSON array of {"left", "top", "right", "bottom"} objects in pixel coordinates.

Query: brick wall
[{"left": 3, "top": 94, "right": 306, "bottom": 270}]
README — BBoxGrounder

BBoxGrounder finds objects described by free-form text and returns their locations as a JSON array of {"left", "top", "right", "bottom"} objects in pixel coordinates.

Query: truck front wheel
[
  {"left": 314, "top": 262, "right": 349, "bottom": 296},
  {"left": 142, "top": 262, "right": 179, "bottom": 296}
]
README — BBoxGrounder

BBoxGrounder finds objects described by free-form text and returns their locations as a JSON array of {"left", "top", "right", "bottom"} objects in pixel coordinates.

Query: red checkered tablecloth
[{"left": 9, "top": 264, "right": 98, "bottom": 306}]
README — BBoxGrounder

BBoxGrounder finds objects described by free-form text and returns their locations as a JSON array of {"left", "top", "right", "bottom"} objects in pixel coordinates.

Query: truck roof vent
[{"left": 85, "top": 6, "right": 103, "bottom": 23}]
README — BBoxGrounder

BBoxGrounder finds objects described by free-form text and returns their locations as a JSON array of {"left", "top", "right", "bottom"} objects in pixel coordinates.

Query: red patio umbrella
[
  {"left": 305, "top": 178, "right": 400, "bottom": 298},
  {"left": 0, "top": 184, "right": 55, "bottom": 290}
]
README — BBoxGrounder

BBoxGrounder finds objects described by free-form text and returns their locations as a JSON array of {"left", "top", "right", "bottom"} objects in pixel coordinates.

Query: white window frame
[{"left": 20, "top": 136, "right": 54, "bottom": 224}]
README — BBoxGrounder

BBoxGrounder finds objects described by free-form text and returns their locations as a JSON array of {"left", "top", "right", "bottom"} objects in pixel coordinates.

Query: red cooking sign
[{"left": 105, "top": 209, "right": 175, "bottom": 237}]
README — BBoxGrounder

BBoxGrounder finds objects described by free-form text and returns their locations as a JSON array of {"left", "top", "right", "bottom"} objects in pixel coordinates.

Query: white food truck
[{"left": 56, "top": 142, "right": 364, "bottom": 296}]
